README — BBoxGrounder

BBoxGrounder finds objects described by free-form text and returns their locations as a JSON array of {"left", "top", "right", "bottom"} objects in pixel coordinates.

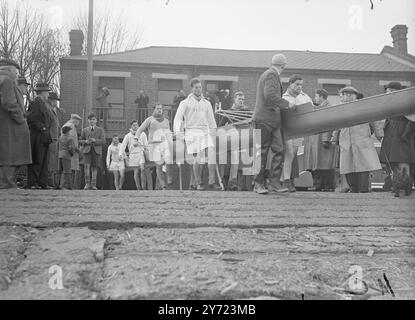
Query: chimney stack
[
  {"left": 69, "top": 30, "right": 84, "bottom": 56},
  {"left": 390, "top": 24, "right": 408, "bottom": 55}
]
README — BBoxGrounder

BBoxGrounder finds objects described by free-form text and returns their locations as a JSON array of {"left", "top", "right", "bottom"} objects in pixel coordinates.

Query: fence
[
  {"left": 94, "top": 106, "right": 228, "bottom": 133},
  {"left": 94, "top": 106, "right": 177, "bottom": 133}
]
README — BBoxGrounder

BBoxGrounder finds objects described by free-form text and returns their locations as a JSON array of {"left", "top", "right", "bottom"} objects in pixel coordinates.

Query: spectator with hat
[
  {"left": 26, "top": 82, "right": 53, "bottom": 189},
  {"left": 334, "top": 86, "right": 384, "bottom": 193},
  {"left": 0, "top": 58, "right": 32, "bottom": 189},
  {"left": 304, "top": 89, "right": 337, "bottom": 191},
  {"left": 380, "top": 81, "right": 415, "bottom": 190},
  {"left": 46, "top": 92, "right": 63, "bottom": 188},
  {"left": 17, "top": 76, "right": 30, "bottom": 111}
]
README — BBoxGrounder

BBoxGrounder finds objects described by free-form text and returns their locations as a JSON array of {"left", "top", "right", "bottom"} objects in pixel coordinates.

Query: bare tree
[
  {"left": 73, "top": 6, "right": 144, "bottom": 55},
  {"left": 0, "top": 1, "right": 68, "bottom": 97}
]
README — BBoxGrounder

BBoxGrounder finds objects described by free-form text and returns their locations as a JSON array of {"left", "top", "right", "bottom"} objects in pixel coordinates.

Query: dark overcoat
[
  {"left": 0, "top": 71, "right": 32, "bottom": 166},
  {"left": 379, "top": 116, "right": 415, "bottom": 165}
]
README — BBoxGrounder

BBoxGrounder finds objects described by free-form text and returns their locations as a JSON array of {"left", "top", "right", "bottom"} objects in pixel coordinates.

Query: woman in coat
[
  {"left": 0, "top": 59, "right": 32, "bottom": 189},
  {"left": 337, "top": 87, "right": 383, "bottom": 193},
  {"left": 303, "top": 89, "right": 337, "bottom": 191},
  {"left": 62, "top": 114, "right": 82, "bottom": 188}
]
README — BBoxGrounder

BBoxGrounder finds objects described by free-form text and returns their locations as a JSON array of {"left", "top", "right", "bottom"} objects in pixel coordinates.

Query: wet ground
[{"left": 0, "top": 189, "right": 414, "bottom": 300}]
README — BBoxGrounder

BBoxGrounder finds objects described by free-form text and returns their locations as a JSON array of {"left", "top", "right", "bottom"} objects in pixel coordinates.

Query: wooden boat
[{"left": 172, "top": 87, "right": 415, "bottom": 163}]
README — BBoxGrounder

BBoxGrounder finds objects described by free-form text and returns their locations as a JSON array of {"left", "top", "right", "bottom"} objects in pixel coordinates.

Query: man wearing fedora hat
[
  {"left": 46, "top": 92, "right": 63, "bottom": 188},
  {"left": 380, "top": 82, "right": 415, "bottom": 191},
  {"left": 335, "top": 86, "right": 384, "bottom": 193},
  {"left": 17, "top": 76, "right": 30, "bottom": 111},
  {"left": 0, "top": 58, "right": 32, "bottom": 189},
  {"left": 26, "top": 82, "right": 53, "bottom": 189}
]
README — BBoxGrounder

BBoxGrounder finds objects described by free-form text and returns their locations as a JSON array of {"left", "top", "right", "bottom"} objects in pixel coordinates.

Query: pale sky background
[{"left": 14, "top": 0, "right": 415, "bottom": 55}]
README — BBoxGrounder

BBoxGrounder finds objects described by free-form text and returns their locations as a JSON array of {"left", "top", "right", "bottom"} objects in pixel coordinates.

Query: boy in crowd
[
  {"left": 106, "top": 134, "right": 125, "bottom": 190},
  {"left": 79, "top": 113, "right": 106, "bottom": 190},
  {"left": 120, "top": 120, "right": 151, "bottom": 190},
  {"left": 58, "top": 126, "right": 76, "bottom": 190}
]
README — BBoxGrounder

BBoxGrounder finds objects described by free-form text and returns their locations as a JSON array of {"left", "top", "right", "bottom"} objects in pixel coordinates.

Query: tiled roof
[{"left": 65, "top": 46, "right": 415, "bottom": 72}]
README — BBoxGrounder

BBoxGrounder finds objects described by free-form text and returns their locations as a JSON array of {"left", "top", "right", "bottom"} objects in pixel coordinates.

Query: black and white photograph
[{"left": 0, "top": 0, "right": 414, "bottom": 307}]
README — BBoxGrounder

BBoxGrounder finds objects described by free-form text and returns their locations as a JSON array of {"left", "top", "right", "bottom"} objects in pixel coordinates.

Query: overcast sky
[{"left": 17, "top": 0, "right": 415, "bottom": 54}]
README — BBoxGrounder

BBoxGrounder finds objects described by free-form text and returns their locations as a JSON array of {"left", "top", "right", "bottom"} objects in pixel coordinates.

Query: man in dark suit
[
  {"left": 79, "top": 113, "right": 106, "bottom": 190},
  {"left": 26, "top": 83, "right": 53, "bottom": 189},
  {"left": 46, "top": 92, "right": 62, "bottom": 188},
  {"left": 252, "top": 54, "right": 294, "bottom": 194}
]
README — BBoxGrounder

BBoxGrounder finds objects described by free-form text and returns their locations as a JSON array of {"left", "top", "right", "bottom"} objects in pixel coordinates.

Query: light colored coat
[
  {"left": 339, "top": 121, "right": 383, "bottom": 174},
  {"left": 62, "top": 120, "right": 80, "bottom": 171},
  {"left": 303, "top": 99, "right": 337, "bottom": 170}
]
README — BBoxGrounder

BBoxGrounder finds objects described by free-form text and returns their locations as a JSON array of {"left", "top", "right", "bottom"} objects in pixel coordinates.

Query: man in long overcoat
[
  {"left": 46, "top": 92, "right": 62, "bottom": 188},
  {"left": 303, "top": 89, "right": 337, "bottom": 191},
  {"left": 0, "top": 59, "right": 32, "bottom": 189},
  {"left": 380, "top": 82, "right": 415, "bottom": 187},
  {"left": 336, "top": 86, "right": 384, "bottom": 193},
  {"left": 26, "top": 83, "right": 53, "bottom": 189}
]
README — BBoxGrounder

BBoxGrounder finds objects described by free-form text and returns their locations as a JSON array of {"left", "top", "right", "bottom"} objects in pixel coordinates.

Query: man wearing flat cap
[
  {"left": 252, "top": 54, "right": 294, "bottom": 194},
  {"left": 380, "top": 82, "right": 415, "bottom": 190},
  {"left": 26, "top": 82, "right": 53, "bottom": 189},
  {"left": 0, "top": 59, "right": 32, "bottom": 189},
  {"left": 334, "top": 86, "right": 383, "bottom": 193}
]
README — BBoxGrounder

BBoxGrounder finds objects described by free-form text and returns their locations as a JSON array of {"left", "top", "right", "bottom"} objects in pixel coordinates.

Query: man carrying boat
[{"left": 252, "top": 54, "right": 294, "bottom": 194}]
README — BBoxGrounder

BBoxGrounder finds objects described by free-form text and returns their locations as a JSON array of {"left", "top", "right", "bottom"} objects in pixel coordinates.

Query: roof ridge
[
  {"left": 93, "top": 45, "right": 385, "bottom": 57},
  {"left": 63, "top": 46, "right": 415, "bottom": 72}
]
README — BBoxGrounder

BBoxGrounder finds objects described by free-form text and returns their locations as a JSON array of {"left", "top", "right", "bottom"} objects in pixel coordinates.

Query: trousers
[
  {"left": 253, "top": 121, "right": 284, "bottom": 187},
  {"left": 345, "top": 171, "right": 370, "bottom": 193}
]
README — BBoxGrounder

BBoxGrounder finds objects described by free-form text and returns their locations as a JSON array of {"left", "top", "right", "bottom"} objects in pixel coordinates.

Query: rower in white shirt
[
  {"left": 281, "top": 74, "right": 313, "bottom": 192},
  {"left": 173, "top": 78, "right": 221, "bottom": 191}
]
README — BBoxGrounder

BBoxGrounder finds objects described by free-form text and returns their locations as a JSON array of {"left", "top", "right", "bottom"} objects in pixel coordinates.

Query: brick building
[{"left": 60, "top": 24, "right": 415, "bottom": 137}]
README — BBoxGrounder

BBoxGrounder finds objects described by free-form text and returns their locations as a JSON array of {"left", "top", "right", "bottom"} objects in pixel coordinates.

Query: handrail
[{"left": 93, "top": 106, "right": 228, "bottom": 131}]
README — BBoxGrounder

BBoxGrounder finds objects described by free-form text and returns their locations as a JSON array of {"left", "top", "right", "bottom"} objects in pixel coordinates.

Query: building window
[
  {"left": 204, "top": 81, "right": 232, "bottom": 95},
  {"left": 158, "top": 79, "right": 182, "bottom": 106},
  {"left": 322, "top": 83, "right": 346, "bottom": 106},
  {"left": 98, "top": 77, "right": 125, "bottom": 119}
]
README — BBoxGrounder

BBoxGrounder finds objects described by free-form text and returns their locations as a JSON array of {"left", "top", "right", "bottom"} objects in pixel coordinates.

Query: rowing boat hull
[{"left": 172, "top": 87, "right": 415, "bottom": 163}]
